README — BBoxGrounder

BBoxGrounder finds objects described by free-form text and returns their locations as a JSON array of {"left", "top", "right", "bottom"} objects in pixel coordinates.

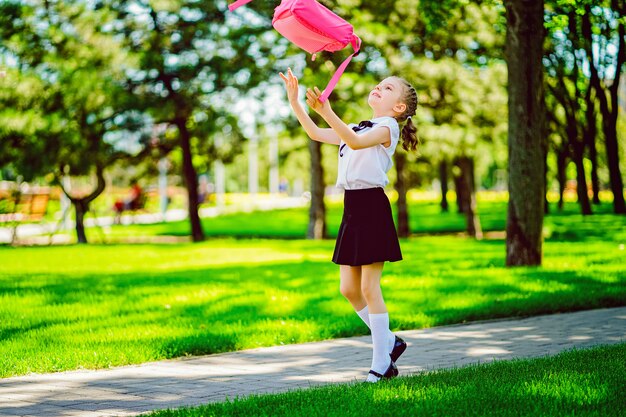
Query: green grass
[
  {"left": 146, "top": 342, "right": 626, "bottom": 417},
  {"left": 102, "top": 199, "right": 509, "bottom": 240},
  {"left": 1, "top": 229, "right": 624, "bottom": 378},
  {"left": 87, "top": 199, "right": 625, "bottom": 242}
]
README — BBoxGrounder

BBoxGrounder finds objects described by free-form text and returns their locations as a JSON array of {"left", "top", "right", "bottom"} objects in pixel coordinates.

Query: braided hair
[{"left": 392, "top": 77, "right": 419, "bottom": 152}]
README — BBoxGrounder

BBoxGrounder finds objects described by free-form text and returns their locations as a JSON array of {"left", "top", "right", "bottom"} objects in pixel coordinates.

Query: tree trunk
[
  {"left": 394, "top": 151, "right": 410, "bottom": 238},
  {"left": 556, "top": 147, "right": 567, "bottom": 211},
  {"left": 439, "top": 159, "right": 449, "bottom": 212},
  {"left": 603, "top": 22, "right": 626, "bottom": 213},
  {"left": 604, "top": 127, "right": 625, "bottom": 213},
  {"left": 504, "top": 0, "right": 546, "bottom": 266},
  {"left": 562, "top": 87, "right": 592, "bottom": 215},
  {"left": 543, "top": 152, "right": 550, "bottom": 216},
  {"left": 584, "top": 89, "right": 601, "bottom": 205},
  {"left": 457, "top": 156, "right": 482, "bottom": 239},
  {"left": 177, "top": 119, "right": 204, "bottom": 242},
  {"left": 588, "top": 133, "right": 601, "bottom": 205},
  {"left": 74, "top": 199, "right": 88, "bottom": 244},
  {"left": 60, "top": 165, "right": 106, "bottom": 244},
  {"left": 583, "top": 11, "right": 626, "bottom": 214},
  {"left": 308, "top": 140, "right": 327, "bottom": 239},
  {"left": 572, "top": 144, "right": 592, "bottom": 215},
  {"left": 453, "top": 174, "right": 465, "bottom": 213},
  {"left": 453, "top": 158, "right": 469, "bottom": 214}
]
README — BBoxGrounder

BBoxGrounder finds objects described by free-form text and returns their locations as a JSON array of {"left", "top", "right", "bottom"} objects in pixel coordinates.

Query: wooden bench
[{"left": 0, "top": 193, "right": 50, "bottom": 243}]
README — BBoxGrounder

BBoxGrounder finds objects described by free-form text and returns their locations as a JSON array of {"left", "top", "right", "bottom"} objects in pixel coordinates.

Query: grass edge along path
[{"left": 147, "top": 342, "right": 626, "bottom": 417}]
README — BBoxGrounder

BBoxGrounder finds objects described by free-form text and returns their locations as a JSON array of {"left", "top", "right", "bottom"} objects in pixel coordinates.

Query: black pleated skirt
[{"left": 332, "top": 188, "right": 403, "bottom": 266}]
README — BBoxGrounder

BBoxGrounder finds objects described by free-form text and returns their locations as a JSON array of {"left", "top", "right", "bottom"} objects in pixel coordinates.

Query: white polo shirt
[{"left": 336, "top": 116, "right": 400, "bottom": 190}]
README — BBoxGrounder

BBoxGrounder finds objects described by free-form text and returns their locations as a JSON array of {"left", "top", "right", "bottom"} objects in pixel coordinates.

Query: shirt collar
[{"left": 370, "top": 116, "right": 396, "bottom": 123}]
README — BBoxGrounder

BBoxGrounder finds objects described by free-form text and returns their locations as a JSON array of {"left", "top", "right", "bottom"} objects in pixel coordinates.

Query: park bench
[{"left": 0, "top": 192, "right": 50, "bottom": 244}]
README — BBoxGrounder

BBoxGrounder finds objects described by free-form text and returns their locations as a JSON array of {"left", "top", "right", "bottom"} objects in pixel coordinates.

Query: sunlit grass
[
  {"left": 82, "top": 200, "right": 625, "bottom": 243},
  {"left": 146, "top": 342, "right": 626, "bottom": 417},
  {"left": 1, "top": 231, "right": 624, "bottom": 377}
]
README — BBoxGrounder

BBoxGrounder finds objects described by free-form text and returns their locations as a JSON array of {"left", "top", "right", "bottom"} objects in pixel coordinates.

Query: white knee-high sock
[
  {"left": 356, "top": 305, "right": 371, "bottom": 327},
  {"left": 367, "top": 313, "right": 392, "bottom": 382},
  {"left": 356, "top": 306, "right": 395, "bottom": 353}
]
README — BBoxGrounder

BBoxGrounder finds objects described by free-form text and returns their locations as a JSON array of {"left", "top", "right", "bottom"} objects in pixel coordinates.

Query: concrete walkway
[{"left": 1, "top": 307, "right": 625, "bottom": 417}]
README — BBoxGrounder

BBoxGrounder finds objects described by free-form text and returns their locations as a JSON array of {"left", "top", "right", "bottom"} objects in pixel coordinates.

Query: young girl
[{"left": 280, "top": 68, "right": 418, "bottom": 383}]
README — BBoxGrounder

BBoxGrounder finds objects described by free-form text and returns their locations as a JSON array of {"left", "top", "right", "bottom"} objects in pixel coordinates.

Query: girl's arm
[
  {"left": 280, "top": 69, "right": 341, "bottom": 145},
  {"left": 290, "top": 99, "right": 341, "bottom": 145},
  {"left": 306, "top": 87, "right": 391, "bottom": 150}
]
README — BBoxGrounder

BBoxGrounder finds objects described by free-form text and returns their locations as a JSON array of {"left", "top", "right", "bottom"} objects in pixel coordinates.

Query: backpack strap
[
  {"left": 228, "top": 0, "right": 253, "bottom": 12},
  {"left": 319, "top": 35, "right": 361, "bottom": 102}
]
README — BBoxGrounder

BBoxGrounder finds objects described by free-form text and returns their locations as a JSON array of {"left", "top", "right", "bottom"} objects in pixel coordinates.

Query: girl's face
[{"left": 367, "top": 77, "right": 407, "bottom": 116}]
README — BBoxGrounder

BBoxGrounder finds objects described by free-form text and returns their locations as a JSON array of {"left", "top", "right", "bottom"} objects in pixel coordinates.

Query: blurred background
[{"left": 0, "top": 0, "right": 624, "bottom": 245}]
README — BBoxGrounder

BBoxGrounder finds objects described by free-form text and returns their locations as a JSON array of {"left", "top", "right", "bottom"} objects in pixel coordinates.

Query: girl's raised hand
[
  {"left": 306, "top": 86, "right": 331, "bottom": 115},
  {"left": 279, "top": 68, "right": 299, "bottom": 104}
]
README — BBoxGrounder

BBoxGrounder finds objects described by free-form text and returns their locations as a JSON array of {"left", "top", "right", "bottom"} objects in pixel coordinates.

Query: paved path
[{"left": 1, "top": 307, "right": 625, "bottom": 417}]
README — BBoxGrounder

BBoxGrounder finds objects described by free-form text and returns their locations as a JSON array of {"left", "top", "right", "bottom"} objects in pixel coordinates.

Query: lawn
[
  {"left": 1, "top": 219, "right": 624, "bottom": 377},
  {"left": 146, "top": 342, "right": 626, "bottom": 417},
  {"left": 73, "top": 196, "right": 626, "bottom": 242}
]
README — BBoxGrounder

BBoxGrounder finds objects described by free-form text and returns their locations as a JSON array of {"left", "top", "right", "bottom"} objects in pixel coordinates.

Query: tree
[
  {"left": 406, "top": 56, "right": 507, "bottom": 238},
  {"left": 543, "top": 1, "right": 626, "bottom": 215},
  {"left": 351, "top": 0, "right": 506, "bottom": 238},
  {"left": 103, "top": 0, "right": 279, "bottom": 241},
  {"left": 544, "top": 11, "right": 594, "bottom": 215},
  {"left": 439, "top": 159, "right": 450, "bottom": 212},
  {"left": 504, "top": 0, "right": 546, "bottom": 266},
  {"left": 581, "top": 1, "right": 626, "bottom": 214},
  {"left": 381, "top": 0, "right": 547, "bottom": 263},
  {"left": 0, "top": 1, "right": 136, "bottom": 243}
]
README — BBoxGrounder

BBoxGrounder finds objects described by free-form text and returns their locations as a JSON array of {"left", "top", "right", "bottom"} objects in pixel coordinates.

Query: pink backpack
[{"left": 229, "top": 0, "right": 361, "bottom": 102}]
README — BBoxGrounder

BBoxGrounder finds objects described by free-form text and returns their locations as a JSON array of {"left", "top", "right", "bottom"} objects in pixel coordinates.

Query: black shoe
[
  {"left": 390, "top": 335, "right": 407, "bottom": 362},
  {"left": 368, "top": 360, "right": 398, "bottom": 381}
]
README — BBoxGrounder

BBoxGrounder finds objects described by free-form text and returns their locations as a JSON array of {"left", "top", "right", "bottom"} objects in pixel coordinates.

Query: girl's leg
[
  {"left": 359, "top": 263, "right": 396, "bottom": 349},
  {"left": 339, "top": 265, "right": 366, "bottom": 311},
  {"left": 361, "top": 262, "right": 394, "bottom": 382},
  {"left": 340, "top": 263, "right": 399, "bottom": 379},
  {"left": 360, "top": 262, "right": 386, "bottom": 313},
  {"left": 340, "top": 265, "right": 374, "bottom": 333}
]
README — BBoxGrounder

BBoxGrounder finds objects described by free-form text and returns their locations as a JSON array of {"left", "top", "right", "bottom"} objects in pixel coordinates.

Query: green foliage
[
  {"left": 101, "top": 0, "right": 284, "bottom": 164},
  {"left": 543, "top": 0, "right": 625, "bottom": 209},
  {"left": 289, "top": 0, "right": 508, "bottom": 190},
  {"left": 1, "top": 0, "right": 622, "bottom": 228},
  {"left": 1, "top": 0, "right": 508, "bottom": 198},
  {"left": 0, "top": 1, "right": 136, "bottom": 180}
]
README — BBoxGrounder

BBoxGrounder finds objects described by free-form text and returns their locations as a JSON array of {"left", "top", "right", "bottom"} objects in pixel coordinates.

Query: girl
[{"left": 280, "top": 68, "right": 418, "bottom": 383}]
